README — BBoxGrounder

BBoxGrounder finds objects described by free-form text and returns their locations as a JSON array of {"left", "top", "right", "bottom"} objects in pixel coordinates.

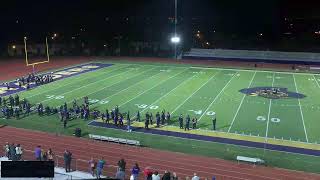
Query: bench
[
  {"left": 236, "top": 156, "right": 265, "bottom": 166},
  {"left": 89, "top": 134, "right": 140, "bottom": 146}
]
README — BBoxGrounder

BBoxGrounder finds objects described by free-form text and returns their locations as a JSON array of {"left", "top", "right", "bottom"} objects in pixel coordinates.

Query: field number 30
[{"left": 256, "top": 116, "right": 280, "bottom": 123}]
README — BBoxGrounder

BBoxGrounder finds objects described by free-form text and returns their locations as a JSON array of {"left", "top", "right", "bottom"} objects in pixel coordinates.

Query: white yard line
[
  {"left": 198, "top": 72, "right": 238, "bottom": 122},
  {"left": 91, "top": 67, "right": 160, "bottom": 105},
  {"left": 227, "top": 71, "right": 257, "bottom": 133},
  {"left": 265, "top": 72, "right": 276, "bottom": 140},
  {"left": 133, "top": 73, "right": 198, "bottom": 118},
  {"left": 25, "top": 65, "right": 128, "bottom": 99},
  {"left": 171, "top": 70, "right": 221, "bottom": 115},
  {"left": 313, "top": 75, "right": 320, "bottom": 88},
  {"left": 292, "top": 74, "right": 309, "bottom": 143},
  {"left": 119, "top": 68, "right": 188, "bottom": 108},
  {"left": 39, "top": 66, "right": 142, "bottom": 104}
]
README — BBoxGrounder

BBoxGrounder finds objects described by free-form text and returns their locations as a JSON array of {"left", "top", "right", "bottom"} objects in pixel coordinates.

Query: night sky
[{"left": 1, "top": 0, "right": 320, "bottom": 50}]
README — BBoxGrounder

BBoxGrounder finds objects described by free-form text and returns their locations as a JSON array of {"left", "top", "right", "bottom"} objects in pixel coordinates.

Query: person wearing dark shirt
[
  {"left": 156, "top": 112, "right": 160, "bottom": 127},
  {"left": 150, "top": 113, "right": 153, "bottom": 125},
  {"left": 161, "top": 111, "right": 165, "bottom": 125},
  {"left": 179, "top": 114, "right": 184, "bottom": 129},
  {"left": 165, "top": 112, "right": 171, "bottom": 124},
  {"left": 185, "top": 115, "right": 190, "bottom": 131},
  {"left": 136, "top": 111, "right": 140, "bottom": 122},
  {"left": 63, "top": 150, "right": 72, "bottom": 172}
]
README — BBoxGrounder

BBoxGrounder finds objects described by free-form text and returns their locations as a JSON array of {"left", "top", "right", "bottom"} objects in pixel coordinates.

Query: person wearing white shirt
[
  {"left": 192, "top": 173, "right": 200, "bottom": 180},
  {"left": 152, "top": 171, "right": 161, "bottom": 180}
]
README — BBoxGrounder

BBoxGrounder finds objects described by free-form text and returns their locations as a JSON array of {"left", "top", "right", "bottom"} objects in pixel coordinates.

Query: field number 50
[{"left": 256, "top": 116, "right": 280, "bottom": 123}]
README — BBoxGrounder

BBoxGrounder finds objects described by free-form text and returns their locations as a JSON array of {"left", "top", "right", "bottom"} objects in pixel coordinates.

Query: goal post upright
[{"left": 24, "top": 36, "right": 50, "bottom": 73}]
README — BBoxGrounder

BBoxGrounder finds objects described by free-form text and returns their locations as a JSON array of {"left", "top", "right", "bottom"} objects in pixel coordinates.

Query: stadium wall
[{"left": 183, "top": 48, "right": 320, "bottom": 65}]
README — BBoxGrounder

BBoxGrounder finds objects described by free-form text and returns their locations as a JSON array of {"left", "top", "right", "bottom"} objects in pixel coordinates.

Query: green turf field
[
  {"left": 1, "top": 61, "right": 320, "bottom": 173},
  {"left": 8, "top": 62, "right": 320, "bottom": 143}
]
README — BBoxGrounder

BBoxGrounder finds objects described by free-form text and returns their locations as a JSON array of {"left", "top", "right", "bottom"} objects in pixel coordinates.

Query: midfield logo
[{"left": 239, "top": 87, "right": 306, "bottom": 99}]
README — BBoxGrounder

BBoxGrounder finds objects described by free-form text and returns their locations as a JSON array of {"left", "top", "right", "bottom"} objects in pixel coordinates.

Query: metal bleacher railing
[{"left": 184, "top": 48, "right": 320, "bottom": 62}]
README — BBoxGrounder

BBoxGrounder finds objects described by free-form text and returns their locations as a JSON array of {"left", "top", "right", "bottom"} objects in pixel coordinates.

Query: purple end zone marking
[
  {"left": 88, "top": 121, "right": 320, "bottom": 156},
  {"left": 0, "top": 63, "right": 113, "bottom": 97}
]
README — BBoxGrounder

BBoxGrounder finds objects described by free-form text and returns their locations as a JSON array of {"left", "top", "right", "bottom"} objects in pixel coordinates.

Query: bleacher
[{"left": 183, "top": 48, "right": 320, "bottom": 64}]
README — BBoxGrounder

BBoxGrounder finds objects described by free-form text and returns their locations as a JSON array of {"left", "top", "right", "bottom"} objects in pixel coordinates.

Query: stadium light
[
  {"left": 12, "top": 45, "right": 16, "bottom": 49},
  {"left": 171, "top": 36, "right": 180, "bottom": 44}
]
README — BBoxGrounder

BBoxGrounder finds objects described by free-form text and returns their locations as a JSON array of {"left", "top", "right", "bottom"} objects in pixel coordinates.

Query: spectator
[
  {"left": 191, "top": 173, "right": 200, "bottom": 180},
  {"left": 88, "top": 157, "right": 96, "bottom": 177},
  {"left": 15, "top": 144, "right": 23, "bottom": 161},
  {"left": 152, "top": 171, "right": 161, "bottom": 180},
  {"left": 143, "top": 167, "right": 153, "bottom": 180},
  {"left": 96, "top": 157, "right": 105, "bottom": 179},
  {"left": 172, "top": 172, "right": 178, "bottom": 180},
  {"left": 35, "top": 146, "right": 42, "bottom": 161},
  {"left": 3, "top": 142, "right": 9, "bottom": 158},
  {"left": 115, "top": 169, "right": 125, "bottom": 180},
  {"left": 63, "top": 150, "right": 72, "bottom": 172},
  {"left": 42, "top": 150, "right": 48, "bottom": 161},
  {"left": 118, "top": 158, "right": 126, "bottom": 172},
  {"left": 162, "top": 170, "right": 171, "bottom": 180},
  {"left": 47, "top": 149, "right": 54, "bottom": 161},
  {"left": 9, "top": 143, "right": 16, "bottom": 161},
  {"left": 131, "top": 163, "right": 140, "bottom": 180}
]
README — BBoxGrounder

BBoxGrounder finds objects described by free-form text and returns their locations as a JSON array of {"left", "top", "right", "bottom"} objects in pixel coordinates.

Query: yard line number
[
  {"left": 257, "top": 116, "right": 280, "bottom": 123},
  {"left": 135, "top": 104, "right": 159, "bottom": 110}
]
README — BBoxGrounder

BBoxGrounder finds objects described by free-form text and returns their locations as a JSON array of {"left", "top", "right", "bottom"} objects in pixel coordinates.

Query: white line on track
[
  {"left": 292, "top": 74, "right": 309, "bottom": 142},
  {"left": 24, "top": 65, "right": 128, "bottom": 99},
  {"left": 228, "top": 71, "right": 257, "bottom": 133},
  {"left": 171, "top": 70, "right": 221, "bottom": 115},
  {"left": 119, "top": 68, "right": 189, "bottom": 108},
  {"left": 198, "top": 71, "right": 238, "bottom": 122},
  {"left": 132, "top": 72, "right": 199, "bottom": 118},
  {"left": 265, "top": 72, "right": 275, "bottom": 140},
  {"left": 39, "top": 66, "right": 142, "bottom": 104}
]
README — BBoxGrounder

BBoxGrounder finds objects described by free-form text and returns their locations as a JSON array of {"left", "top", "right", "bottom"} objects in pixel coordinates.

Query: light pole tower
[{"left": 171, "top": 0, "right": 180, "bottom": 59}]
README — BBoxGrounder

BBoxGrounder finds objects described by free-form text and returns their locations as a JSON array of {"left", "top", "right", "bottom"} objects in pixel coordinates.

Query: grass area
[{"left": 1, "top": 60, "right": 320, "bottom": 173}]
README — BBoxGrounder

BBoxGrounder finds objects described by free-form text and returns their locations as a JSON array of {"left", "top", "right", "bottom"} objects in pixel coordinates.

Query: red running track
[{"left": 0, "top": 126, "right": 320, "bottom": 180}]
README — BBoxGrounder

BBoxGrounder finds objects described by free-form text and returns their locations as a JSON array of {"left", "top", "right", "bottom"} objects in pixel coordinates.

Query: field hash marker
[
  {"left": 198, "top": 71, "right": 238, "bottom": 122},
  {"left": 265, "top": 72, "right": 276, "bottom": 140},
  {"left": 293, "top": 74, "right": 309, "bottom": 143},
  {"left": 228, "top": 71, "right": 257, "bottom": 133},
  {"left": 171, "top": 70, "right": 221, "bottom": 115}
]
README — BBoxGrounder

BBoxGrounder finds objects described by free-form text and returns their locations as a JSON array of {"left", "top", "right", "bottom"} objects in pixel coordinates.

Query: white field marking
[
  {"left": 313, "top": 75, "right": 320, "bottom": 88},
  {"left": 50, "top": 66, "right": 152, "bottom": 108},
  {"left": 90, "top": 67, "right": 159, "bottom": 107},
  {"left": 265, "top": 72, "right": 276, "bottom": 140},
  {"left": 189, "top": 66, "right": 320, "bottom": 76},
  {"left": 131, "top": 73, "right": 199, "bottom": 119},
  {"left": 24, "top": 65, "right": 128, "bottom": 99},
  {"left": 198, "top": 72, "right": 239, "bottom": 122},
  {"left": 293, "top": 74, "right": 309, "bottom": 142},
  {"left": 171, "top": 70, "right": 221, "bottom": 115},
  {"left": 39, "top": 66, "right": 142, "bottom": 104},
  {"left": 228, "top": 71, "right": 257, "bottom": 133},
  {"left": 119, "top": 68, "right": 189, "bottom": 108}
]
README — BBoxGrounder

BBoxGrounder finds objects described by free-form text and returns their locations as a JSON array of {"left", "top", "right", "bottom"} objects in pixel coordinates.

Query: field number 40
[{"left": 257, "top": 116, "right": 280, "bottom": 123}]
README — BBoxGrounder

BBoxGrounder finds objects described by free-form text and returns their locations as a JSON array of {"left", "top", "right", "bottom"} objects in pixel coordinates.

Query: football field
[{"left": 12, "top": 62, "right": 320, "bottom": 145}]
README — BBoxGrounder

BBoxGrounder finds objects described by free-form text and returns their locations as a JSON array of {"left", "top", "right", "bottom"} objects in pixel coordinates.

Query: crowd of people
[
  {"left": 2, "top": 143, "right": 214, "bottom": 180},
  {"left": 3, "top": 142, "right": 23, "bottom": 161}
]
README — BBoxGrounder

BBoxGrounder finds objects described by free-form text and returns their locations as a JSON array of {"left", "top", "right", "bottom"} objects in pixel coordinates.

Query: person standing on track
[
  {"left": 96, "top": 157, "right": 105, "bottom": 179},
  {"left": 88, "top": 157, "right": 97, "bottom": 177},
  {"left": 64, "top": 149, "right": 72, "bottom": 172}
]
